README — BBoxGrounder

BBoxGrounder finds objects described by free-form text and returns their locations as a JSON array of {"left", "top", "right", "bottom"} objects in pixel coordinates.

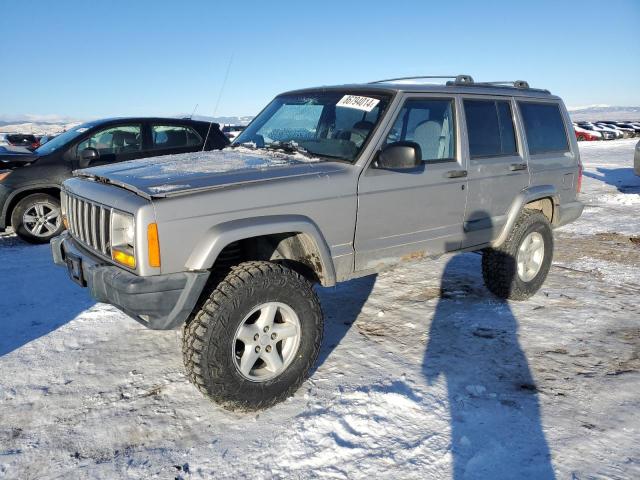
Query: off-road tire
[
  {"left": 482, "top": 210, "right": 553, "bottom": 301},
  {"left": 182, "top": 261, "right": 323, "bottom": 411},
  {"left": 11, "top": 193, "right": 64, "bottom": 244}
]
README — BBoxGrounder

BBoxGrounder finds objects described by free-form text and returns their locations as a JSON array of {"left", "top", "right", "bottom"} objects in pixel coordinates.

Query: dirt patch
[{"left": 555, "top": 231, "right": 640, "bottom": 266}]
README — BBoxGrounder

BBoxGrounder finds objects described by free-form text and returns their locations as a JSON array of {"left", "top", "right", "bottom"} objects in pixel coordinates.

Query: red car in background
[{"left": 573, "top": 124, "right": 602, "bottom": 141}]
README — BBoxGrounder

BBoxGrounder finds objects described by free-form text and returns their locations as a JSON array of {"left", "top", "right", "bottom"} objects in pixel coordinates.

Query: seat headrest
[
  {"left": 112, "top": 131, "right": 137, "bottom": 146},
  {"left": 353, "top": 120, "right": 375, "bottom": 131}
]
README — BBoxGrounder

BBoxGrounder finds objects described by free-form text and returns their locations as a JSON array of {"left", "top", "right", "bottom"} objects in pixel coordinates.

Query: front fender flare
[{"left": 185, "top": 215, "right": 337, "bottom": 286}]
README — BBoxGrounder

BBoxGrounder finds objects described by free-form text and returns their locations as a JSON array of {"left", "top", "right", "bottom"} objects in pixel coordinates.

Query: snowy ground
[{"left": 1, "top": 140, "right": 639, "bottom": 479}]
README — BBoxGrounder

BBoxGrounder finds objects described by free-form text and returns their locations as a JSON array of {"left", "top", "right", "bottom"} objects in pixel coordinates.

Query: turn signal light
[
  {"left": 112, "top": 248, "right": 136, "bottom": 268},
  {"left": 147, "top": 223, "right": 161, "bottom": 268},
  {"left": 62, "top": 214, "right": 69, "bottom": 229}
]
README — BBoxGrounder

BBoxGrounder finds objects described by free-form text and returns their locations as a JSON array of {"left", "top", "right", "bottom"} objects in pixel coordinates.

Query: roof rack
[
  {"left": 369, "top": 75, "right": 549, "bottom": 93},
  {"left": 369, "top": 74, "right": 474, "bottom": 84},
  {"left": 448, "top": 79, "right": 531, "bottom": 89}
]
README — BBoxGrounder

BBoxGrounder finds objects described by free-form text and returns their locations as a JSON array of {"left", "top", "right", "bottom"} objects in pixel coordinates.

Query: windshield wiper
[
  {"left": 229, "top": 141, "right": 257, "bottom": 150},
  {"left": 264, "top": 141, "right": 315, "bottom": 159}
]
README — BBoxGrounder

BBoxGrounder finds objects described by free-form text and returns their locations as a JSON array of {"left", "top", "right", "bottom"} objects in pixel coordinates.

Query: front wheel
[
  {"left": 182, "top": 261, "right": 323, "bottom": 411},
  {"left": 11, "top": 193, "right": 64, "bottom": 244},
  {"left": 482, "top": 210, "right": 553, "bottom": 300}
]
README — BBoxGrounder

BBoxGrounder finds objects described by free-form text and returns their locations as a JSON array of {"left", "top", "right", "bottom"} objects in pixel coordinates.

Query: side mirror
[
  {"left": 79, "top": 148, "right": 100, "bottom": 168},
  {"left": 374, "top": 142, "right": 422, "bottom": 170}
]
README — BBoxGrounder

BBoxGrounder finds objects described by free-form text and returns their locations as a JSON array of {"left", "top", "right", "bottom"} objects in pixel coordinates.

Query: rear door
[
  {"left": 460, "top": 96, "right": 529, "bottom": 247},
  {"left": 354, "top": 94, "right": 468, "bottom": 271},
  {"left": 149, "top": 123, "right": 204, "bottom": 156}
]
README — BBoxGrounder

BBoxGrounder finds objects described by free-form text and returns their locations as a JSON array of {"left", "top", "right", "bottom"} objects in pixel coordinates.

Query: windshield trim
[{"left": 233, "top": 89, "right": 396, "bottom": 164}]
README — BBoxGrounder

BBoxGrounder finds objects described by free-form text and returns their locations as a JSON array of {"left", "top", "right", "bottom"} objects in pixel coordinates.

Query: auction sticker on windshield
[{"left": 337, "top": 95, "right": 380, "bottom": 112}]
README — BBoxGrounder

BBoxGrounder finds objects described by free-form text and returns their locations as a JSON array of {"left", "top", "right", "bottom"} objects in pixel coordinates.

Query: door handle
[
  {"left": 446, "top": 170, "right": 468, "bottom": 178},
  {"left": 510, "top": 163, "right": 528, "bottom": 171}
]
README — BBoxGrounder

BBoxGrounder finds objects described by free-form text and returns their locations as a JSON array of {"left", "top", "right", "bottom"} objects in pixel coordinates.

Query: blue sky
[{"left": 1, "top": 0, "right": 638, "bottom": 121}]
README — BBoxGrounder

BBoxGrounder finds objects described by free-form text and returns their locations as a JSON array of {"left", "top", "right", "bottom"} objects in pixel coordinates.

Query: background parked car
[
  {"left": 600, "top": 123, "right": 636, "bottom": 138},
  {"left": 5, "top": 134, "right": 40, "bottom": 149},
  {"left": 593, "top": 123, "right": 624, "bottom": 139},
  {"left": 574, "top": 124, "right": 603, "bottom": 141},
  {"left": 0, "top": 117, "right": 229, "bottom": 243},
  {"left": 576, "top": 122, "right": 616, "bottom": 140},
  {"left": 221, "top": 124, "right": 246, "bottom": 140},
  {"left": 614, "top": 122, "right": 640, "bottom": 135}
]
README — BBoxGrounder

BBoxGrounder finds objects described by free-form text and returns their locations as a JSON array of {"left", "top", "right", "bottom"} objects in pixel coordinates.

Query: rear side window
[
  {"left": 152, "top": 125, "right": 202, "bottom": 149},
  {"left": 464, "top": 99, "right": 517, "bottom": 158},
  {"left": 518, "top": 102, "right": 569, "bottom": 154}
]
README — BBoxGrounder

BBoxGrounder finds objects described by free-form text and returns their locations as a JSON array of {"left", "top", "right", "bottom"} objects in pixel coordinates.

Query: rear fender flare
[{"left": 492, "top": 185, "right": 559, "bottom": 247}]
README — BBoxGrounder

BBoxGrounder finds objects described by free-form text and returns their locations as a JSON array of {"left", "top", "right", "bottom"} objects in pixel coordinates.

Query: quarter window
[
  {"left": 518, "top": 102, "right": 569, "bottom": 154},
  {"left": 152, "top": 125, "right": 202, "bottom": 149},
  {"left": 385, "top": 98, "right": 456, "bottom": 162},
  {"left": 464, "top": 100, "right": 517, "bottom": 158}
]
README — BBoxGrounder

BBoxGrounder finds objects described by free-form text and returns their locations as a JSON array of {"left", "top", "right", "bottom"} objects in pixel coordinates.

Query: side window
[
  {"left": 384, "top": 98, "right": 456, "bottom": 162},
  {"left": 464, "top": 99, "right": 517, "bottom": 158},
  {"left": 77, "top": 125, "right": 142, "bottom": 158},
  {"left": 518, "top": 102, "right": 569, "bottom": 154},
  {"left": 152, "top": 125, "right": 202, "bottom": 149}
]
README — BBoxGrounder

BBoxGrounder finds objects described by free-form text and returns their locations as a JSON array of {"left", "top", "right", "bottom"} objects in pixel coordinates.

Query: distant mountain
[
  {"left": 568, "top": 105, "right": 640, "bottom": 121},
  {"left": 0, "top": 122, "right": 81, "bottom": 135}
]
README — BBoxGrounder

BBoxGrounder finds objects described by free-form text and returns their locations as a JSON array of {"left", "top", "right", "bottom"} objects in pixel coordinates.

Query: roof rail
[
  {"left": 369, "top": 74, "right": 474, "bottom": 84},
  {"left": 369, "top": 75, "right": 549, "bottom": 93}
]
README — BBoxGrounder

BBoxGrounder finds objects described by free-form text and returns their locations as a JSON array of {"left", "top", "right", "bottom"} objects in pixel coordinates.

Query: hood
[
  {"left": 74, "top": 147, "right": 347, "bottom": 199},
  {"left": 0, "top": 149, "right": 40, "bottom": 168}
]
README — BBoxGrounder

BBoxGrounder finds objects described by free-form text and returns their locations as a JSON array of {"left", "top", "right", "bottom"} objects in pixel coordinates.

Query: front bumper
[{"left": 51, "top": 232, "right": 209, "bottom": 330}]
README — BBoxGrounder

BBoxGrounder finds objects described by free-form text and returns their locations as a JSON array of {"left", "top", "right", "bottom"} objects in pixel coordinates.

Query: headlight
[{"left": 111, "top": 210, "right": 136, "bottom": 268}]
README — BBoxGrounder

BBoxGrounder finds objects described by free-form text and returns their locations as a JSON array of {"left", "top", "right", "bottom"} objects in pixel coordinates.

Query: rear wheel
[
  {"left": 482, "top": 210, "right": 553, "bottom": 300},
  {"left": 182, "top": 261, "right": 323, "bottom": 411},
  {"left": 11, "top": 193, "right": 64, "bottom": 244}
]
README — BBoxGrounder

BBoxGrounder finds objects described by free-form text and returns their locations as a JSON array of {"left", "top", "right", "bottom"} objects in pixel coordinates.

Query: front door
[
  {"left": 75, "top": 124, "right": 144, "bottom": 167},
  {"left": 354, "top": 95, "right": 468, "bottom": 271}
]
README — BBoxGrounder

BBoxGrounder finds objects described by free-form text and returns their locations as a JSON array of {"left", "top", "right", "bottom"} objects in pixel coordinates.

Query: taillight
[{"left": 577, "top": 164, "right": 583, "bottom": 193}]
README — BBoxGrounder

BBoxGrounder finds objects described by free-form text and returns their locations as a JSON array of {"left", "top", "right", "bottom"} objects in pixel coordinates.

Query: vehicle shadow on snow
[
  {"left": 583, "top": 167, "right": 640, "bottom": 193},
  {"left": 315, "top": 274, "right": 377, "bottom": 369},
  {"left": 0, "top": 236, "right": 95, "bottom": 357},
  {"left": 422, "top": 214, "right": 555, "bottom": 479}
]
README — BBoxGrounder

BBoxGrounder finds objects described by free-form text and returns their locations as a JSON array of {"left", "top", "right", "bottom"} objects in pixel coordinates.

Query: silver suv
[{"left": 51, "top": 75, "right": 583, "bottom": 410}]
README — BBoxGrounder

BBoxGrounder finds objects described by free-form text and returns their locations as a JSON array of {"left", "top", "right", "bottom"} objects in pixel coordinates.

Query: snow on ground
[{"left": 0, "top": 140, "right": 639, "bottom": 479}]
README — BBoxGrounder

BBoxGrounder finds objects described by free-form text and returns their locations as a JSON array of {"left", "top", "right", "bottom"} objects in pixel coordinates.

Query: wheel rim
[
  {"left": 232, "top": 302, "right": 302, "bottom": 382},
  {"left": 517, "top": 231, "right": 545, "bottom": 282},
  {"left": 22, "top": 201, "right": 61, "bottom": 238}
]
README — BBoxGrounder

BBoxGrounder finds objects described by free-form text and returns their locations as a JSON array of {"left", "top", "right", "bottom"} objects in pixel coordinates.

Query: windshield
[
  {"left": 234, "top": 91, "right": 391, "bottom": 161},
  {"left": 34, "top": 122, "right": 96, "bottom": 155}
]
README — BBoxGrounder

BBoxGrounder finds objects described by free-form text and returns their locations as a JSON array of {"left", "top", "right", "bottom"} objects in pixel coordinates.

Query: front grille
[{"left": 65, "top": 192, "right": 112, "bottom": 256}]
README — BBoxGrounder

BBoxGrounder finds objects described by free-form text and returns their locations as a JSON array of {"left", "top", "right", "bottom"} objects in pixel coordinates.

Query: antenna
[
  {"left": 202, "top": 55, "right": 234, "bottom": 151},
  {"left": 189, "top": 103, "right": 199, "bottom": 119}
]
